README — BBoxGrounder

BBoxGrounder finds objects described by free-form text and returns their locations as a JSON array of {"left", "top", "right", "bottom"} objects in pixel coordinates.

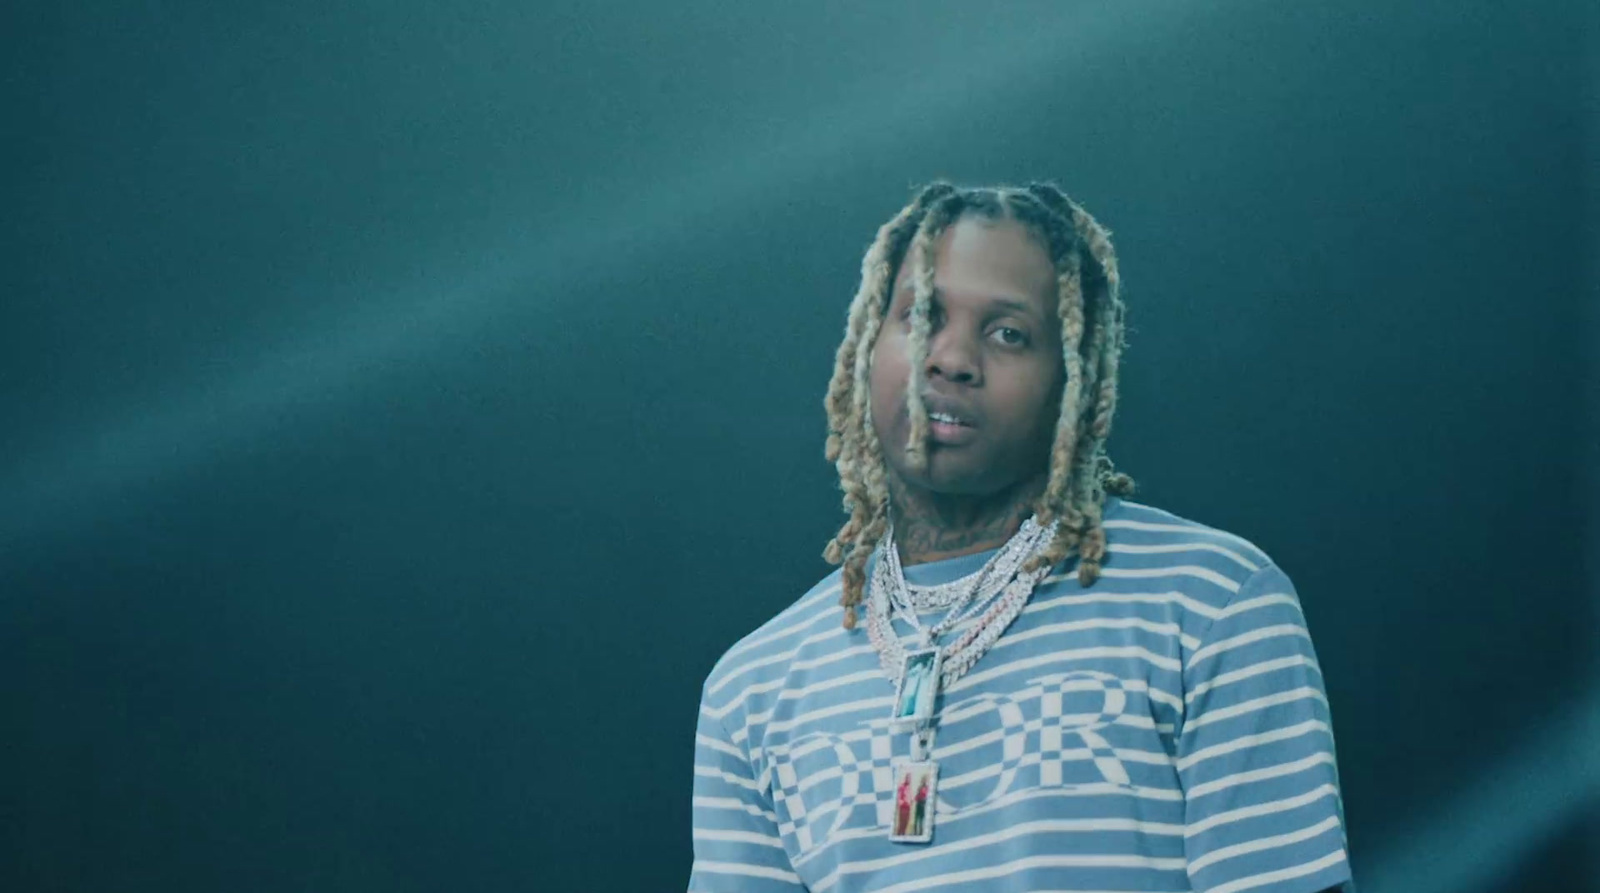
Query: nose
[{"left": 925, "top": 328, "right": 980, "bottom": 385}]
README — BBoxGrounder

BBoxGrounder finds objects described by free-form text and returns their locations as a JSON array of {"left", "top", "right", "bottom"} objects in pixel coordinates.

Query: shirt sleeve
[
  {"left": 687, "top": 685, "right": 808, "bottom": 893},
  {"left": 1176, "top": 561, "right": 1355, "bottom": 893}
]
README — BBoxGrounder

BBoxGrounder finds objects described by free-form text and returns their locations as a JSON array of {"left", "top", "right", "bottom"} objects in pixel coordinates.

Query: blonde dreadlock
[{"left": 822, "top": 182, "right": 1136, "bottom": 630}]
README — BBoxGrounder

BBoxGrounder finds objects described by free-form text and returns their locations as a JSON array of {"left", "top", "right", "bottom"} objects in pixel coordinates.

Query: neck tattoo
[{"left": 888, "top": 476, "right": 1045, "bottom": 565}]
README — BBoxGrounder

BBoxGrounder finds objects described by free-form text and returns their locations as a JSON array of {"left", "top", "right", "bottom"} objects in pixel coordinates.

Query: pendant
[
  {"left": 888, "top": 759, "right": 939, "bottom": 844},
  {"left": 889, "top": 648, "right": 942, "bottom": 727}
]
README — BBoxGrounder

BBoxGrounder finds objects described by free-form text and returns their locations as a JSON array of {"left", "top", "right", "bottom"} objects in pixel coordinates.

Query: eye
[{"left": 990, "top": 326, "right": 1029, "bottom": 348}]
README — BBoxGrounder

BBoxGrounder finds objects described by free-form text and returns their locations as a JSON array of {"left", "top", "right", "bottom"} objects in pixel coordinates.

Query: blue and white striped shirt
[{"left": 689, "top": 496, "right": 1353, "bottom": 893}]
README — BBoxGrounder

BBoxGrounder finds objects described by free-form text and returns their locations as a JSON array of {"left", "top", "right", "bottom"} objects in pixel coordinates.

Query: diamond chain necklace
[
  {"left": 867, "top": 514, "right": 1062, "bottom": 846},
  {"left": 866, "top": 515, "right": 1059, "bottom": 691},
  {"left": 879, "top": 516, "right": 1048, "bottom": 645},
  {"left": 902, "top": 572, "right": 984, "bottom": 612}
]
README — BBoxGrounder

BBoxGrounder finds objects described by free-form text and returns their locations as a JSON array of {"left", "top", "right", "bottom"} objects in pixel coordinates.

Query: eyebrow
[
  {"left": 981, "top": 296, "right": 1042, "bottom": 321},
  {"left": 896, "top": 286, "right": 1044, "bottom": 323}
]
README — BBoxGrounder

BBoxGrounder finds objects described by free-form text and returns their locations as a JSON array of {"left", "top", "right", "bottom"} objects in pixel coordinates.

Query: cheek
[
  {"left": 1004, "top": 376, "right": 1066, "bottom": 447},
  {"left": 868, "top": 345, "right": 908, "bottom": 414}
]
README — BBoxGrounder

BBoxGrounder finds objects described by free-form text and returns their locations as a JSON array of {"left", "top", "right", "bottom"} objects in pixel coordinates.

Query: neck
[{"left": 888, "top": 473, "right": 1046, "bottom": 566}]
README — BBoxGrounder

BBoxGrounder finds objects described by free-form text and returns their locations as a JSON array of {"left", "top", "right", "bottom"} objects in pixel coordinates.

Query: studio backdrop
[{"left": 2, "top": 1, "right": 1596, "bottom": 891}]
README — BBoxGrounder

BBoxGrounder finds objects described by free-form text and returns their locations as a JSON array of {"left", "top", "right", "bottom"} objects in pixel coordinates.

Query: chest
[{"left": 745, "top": 602, "right": 1191, "bottom": 881}]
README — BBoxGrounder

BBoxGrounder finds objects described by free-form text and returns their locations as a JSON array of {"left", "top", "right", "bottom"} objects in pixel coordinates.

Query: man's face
[{"left": 869, "top": 214, "right": 1066, "bottom": 498}]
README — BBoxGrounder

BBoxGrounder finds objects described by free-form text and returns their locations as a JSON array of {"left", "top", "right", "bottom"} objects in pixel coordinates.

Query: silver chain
[
  {"left": 880, "top": 517, "right": 1047, "bottom": 645},
  {"left": 902, "top": 573, "right": 983, "bottom": 612},
  {"left": 882, "top": 529, "right": 1002, "bottom": 646},
  {"left": 865, "top": 516, "right": 1059, "bottom": 691}
]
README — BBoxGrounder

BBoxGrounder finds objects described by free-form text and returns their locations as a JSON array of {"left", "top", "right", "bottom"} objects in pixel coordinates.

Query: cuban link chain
[{"left": 865, "top": 516, "right": 1060, "bottom": 691}]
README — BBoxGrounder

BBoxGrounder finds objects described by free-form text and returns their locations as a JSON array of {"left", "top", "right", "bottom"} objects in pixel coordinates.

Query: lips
[
  {"left": 919, "top": 393, "right": 978, "bottom": 428},
  {"left": 917, "top": 393, "right": 979, "bottom": 445}
]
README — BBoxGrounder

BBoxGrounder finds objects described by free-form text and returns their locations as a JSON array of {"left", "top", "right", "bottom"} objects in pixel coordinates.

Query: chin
[{"left": 908, "top": 459, "right": 1001, "bottom": 496}]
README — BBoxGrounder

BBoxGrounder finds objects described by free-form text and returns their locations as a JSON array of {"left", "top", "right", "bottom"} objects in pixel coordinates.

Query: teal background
[{"left": 3, "top": 1, "right": 1596, "bottom": 890}]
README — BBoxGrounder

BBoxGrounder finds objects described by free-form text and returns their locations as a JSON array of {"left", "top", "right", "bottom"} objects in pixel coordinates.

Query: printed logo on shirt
[{"left": 762, "top": 670, "right": 1148, "bottom": 854}]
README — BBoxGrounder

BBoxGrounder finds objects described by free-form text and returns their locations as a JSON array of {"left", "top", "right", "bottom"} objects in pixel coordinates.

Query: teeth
[{"left": 930, "top": 412, "right": 963, "bottom": 425}]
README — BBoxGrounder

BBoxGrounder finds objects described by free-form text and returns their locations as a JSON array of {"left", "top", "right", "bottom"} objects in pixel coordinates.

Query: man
[{"left": 688, "top": 182, "right": 1353, "bottom": 892}]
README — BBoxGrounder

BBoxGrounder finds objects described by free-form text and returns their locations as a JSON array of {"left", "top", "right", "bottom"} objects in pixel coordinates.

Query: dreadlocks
[{"left": 822, "top": 182, "right": 1136, "bottom": 630}]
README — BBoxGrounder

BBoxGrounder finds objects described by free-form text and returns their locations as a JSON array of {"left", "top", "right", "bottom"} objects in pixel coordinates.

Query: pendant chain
[
  {"left": 871, "top": 516, "right": 1063, "bottom": 845},
  {"left": 865, "top": 516, "right": 1059, "bottom": 692}
]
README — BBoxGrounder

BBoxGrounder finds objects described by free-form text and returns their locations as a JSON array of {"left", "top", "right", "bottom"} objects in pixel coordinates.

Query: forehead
[{"left": 891, "top": 215, "right": 1058, "bottom": 315}]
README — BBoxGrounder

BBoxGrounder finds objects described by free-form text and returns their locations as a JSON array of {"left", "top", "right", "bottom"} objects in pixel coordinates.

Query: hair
[{"left": 822, "top": 181, "right": 1136, "bottom": 630}]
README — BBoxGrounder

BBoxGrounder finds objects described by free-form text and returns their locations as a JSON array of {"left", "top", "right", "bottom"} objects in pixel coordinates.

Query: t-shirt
[{"left": 688, "top": 496, "right": 1354, "bottom": 893}]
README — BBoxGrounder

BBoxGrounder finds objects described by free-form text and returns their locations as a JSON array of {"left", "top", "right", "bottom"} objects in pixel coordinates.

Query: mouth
[
  {"left": 919, "top": 392, "right": 979, "bottom": 427},
  {"left": 927, "top": 411, "right": 971, "bottom": 427},
  {"left": 924, "top": 410, "right": 977, "bottom": 445}
]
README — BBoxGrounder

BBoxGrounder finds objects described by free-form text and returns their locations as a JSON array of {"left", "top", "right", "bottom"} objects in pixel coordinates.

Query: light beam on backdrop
[
  {"left": 1361, "top": 679, "right": 1600, "bottom": 893},
  {"left": 7, "top": 4, "right": 1596, "bottom": 887},
  {"left": 0, "top": 3, "right": 1197, "bottom": 565}
]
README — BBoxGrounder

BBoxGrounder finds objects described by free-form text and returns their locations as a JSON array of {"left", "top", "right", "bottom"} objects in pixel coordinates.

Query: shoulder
[
  {"left": 1096, "top": 496, "right": 1283, "bottom": 616},
  {"left": 1102, "top": 496, "right": 1273, "bottom": 570},
  {"left": 698, "top": 565, "right": 851, "bottom": 715}
]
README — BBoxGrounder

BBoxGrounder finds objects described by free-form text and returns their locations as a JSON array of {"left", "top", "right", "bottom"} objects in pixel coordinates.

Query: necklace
[
  {"left": 880, "top": 531, "right": 1008, "bottom": 648},
  {"left": 866, "top": 515, "right": 1060, "bottom": 845},
  {"left": 868, "top": 517, "right": 1054, "bottom": 688},
  {"left": 901, "top": 571, "right": 984, "bottom": 612}
]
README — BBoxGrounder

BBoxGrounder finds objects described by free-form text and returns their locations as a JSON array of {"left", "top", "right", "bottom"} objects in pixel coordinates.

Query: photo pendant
[
  {"left": 888, "top": 760, "right": 939, "bottom": 844},
  {"left": 890, "top": 648, "right": 942, "bottom": 727}
]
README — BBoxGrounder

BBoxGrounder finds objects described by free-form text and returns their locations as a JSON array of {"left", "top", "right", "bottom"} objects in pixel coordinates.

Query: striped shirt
[{"left": 688, "top": 496, "right": 1354, "bottom": 893}]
